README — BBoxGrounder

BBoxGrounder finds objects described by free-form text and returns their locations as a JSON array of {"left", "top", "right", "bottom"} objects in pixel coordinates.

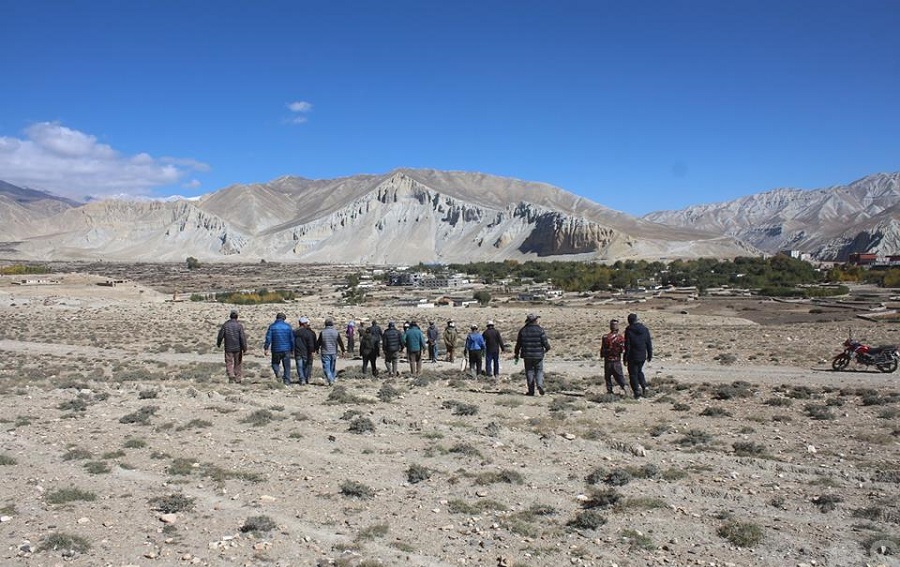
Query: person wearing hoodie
[
  {"left": 403, "top": 320, "right": 427, "bottom": 377},
  {"left": 317, "top": 317, "right": 345, "bottom": 385},
  {"left": 264, "top": 312, "right": 295, "bottom": 385},
  {"left": 624, "top": 313, "right": 653, "bottom": 399}
]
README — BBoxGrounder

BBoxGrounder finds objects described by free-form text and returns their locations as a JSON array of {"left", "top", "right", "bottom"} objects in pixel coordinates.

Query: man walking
[
  {"left": 514, "top": 313, "right": 551, "bottom": 396},
  {"left": 382, "top": 321, "right": 403, "bottom": 376},
  {"left": 216, "top": 310, "right": 247, "bottom": 384},
  {"left": 360, "top": 326, "right": 379, "bottom": 377},
  {"left": 482, "top": 320, "right": 506, "bottom": 378},
  {"left": 464, "top": 324, "right": 486, "bottom": 378},
  {"left": 345, "top": 320, "right": 356, "bottom": 356},
  {"left": 317, "top": 318, "right": 345, "bottom": 385},
  {"left": 624, "top": 313, "right": 653, "bottom": 399},
  {"left": 426, "top": 321, "right": 440, "bottom": 363},
  {"left": 264, "top": 312, "right": 295, "bottom": 385},
  {"left": 294, "top": 316, "right": 317, "bottom": 385},
  {"left": 600, "top": 318, "right": 628, "bottom": 395},
  {"left": 403, "top": 320, "right": 427, "bottom": 377},
  {"left": 443, "top": 320, "right": 458, "bottom": 363}
]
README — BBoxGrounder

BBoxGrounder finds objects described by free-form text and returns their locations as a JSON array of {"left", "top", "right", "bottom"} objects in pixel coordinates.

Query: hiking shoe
[{"left": 537, "top": 386, "right": 545, "bottom": 396}]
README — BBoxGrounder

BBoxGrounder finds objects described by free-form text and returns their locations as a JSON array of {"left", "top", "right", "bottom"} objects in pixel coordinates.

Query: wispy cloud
[
  {"left": 0, "top": 122, "right": 209, "bottom": 199},
  {"left": 287, "top": 100, "right": 313, "bottom": 124}
]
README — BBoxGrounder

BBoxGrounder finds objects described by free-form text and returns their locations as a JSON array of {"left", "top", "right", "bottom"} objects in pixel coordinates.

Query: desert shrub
[
  {"left": 587, "top": 393, "right": 619, "bottom": 404},
  {"left": 672, "top": 402, "right": 691, "bottom": 412},
  {"left": 177, "top": 419, "right": 213, "bottom": 431},
  {"left": 874, "top": 470, "right": 900, "bottom": 484},
  {"left": 712, "top": 381, "right": 752, "bottom": 400},
  {"left": 442, "top": 400, "right": 478, "bottom": 416},
  {"left": 649, "top": 423, "right": 672, "bottom": 437},
  {"left": 603, "top": 468, "right": 633, "bottom": 486},
  {"left": 240, "top": 515, "right": 277, "bottom": 533},
  {"left": 241, "top": 409, "right": 279, "bottom": 427},
  {"left": 763, "top": 397, "right": 792, "bottom": 407},
  {"left": 356, "top": 523, "right": 390, "bottom": 541},
  {"left": 733, "top": 441, "right": 767, "bottom": 457},
  {"left": 348, "top": 417, "right": 375, "bottom": 434},
  {"left": 102, "top": 450, "right": 125, "bottom": 459},
  {"left": 879, "top": 408, "right": 900, "bottom": 419},
  {"left": 377, "top": 383, "right": 401, "bottom": 402},
  {"left": 448, "top": 443, "right": 482, "bottom": 458},
  {"left": 714, "top": 353, "right": 737, "bottom": 365},
  {"left": 340, "top": 480, "right": 375, "bottom": 499},
  {"left": 406, "top": 464, "right": 432, "bottom": 484},
  {"left": 585, "top": 467, "right": 608, "bottom": 485},
  {"left": 119, "top": 405, "right": 159, "bottom": 425},
  {"left": 84, "top": 461, "right": 111, "bottom": 474},
  {"left": 0, "top": 454, "right": 15, "bottom": 466},
  {"left": 804, "top": 404, "right": 835, "bottom": 421},
  {"left": 62, "top": 447, "right": 92, "bottom": 461},
  {"left": 772, "top": 414, "right": 793, "bottom": 422},
  {"left": 629, "top": 463, "right": 659, "bottom": 479},
  {"left": 38, "top": 532, "right": 91, "bottom": 554},
  {"left": 149, "top": 493, "right": 195, "bottom": 513},
  {"left": 474, "top": 469, "right": 523, "bottom": 485},
  {"left": 700, "top": 406, "right": 732, "bottom": 417},
  {"left": 123, "top": 438, "right": 147, "bottom": 449},
  {"left": 787, "top": 386, "right": 814, "bottom": 399},
  {"left": 677, "top": 429, "right": 714, "bottom": 446},
  {"left": 45, "top": 487, "right": 96, "bottom": 505},
  {"left": 58, "top": 398, "right": 89, "bottom": 412},
  {"left": 567, "top": 510, "right": 606, "bottom": 531},
  {"left": 327, "top": 385, "right": 371, "bottom": 404},
  {"left": 621, "top": 528, "right": 655, "bottom": 550},
  {"left": 717, "top": 520, "right": 764, "bottom": 547},
  {"left": 582, "top": 488, "right": 622, "bottom": 509},
  {"left": 813, "top": 494, "right": 843, "bottom": 513},
  {"left": 138, "top": 389, "right": 158, "bottom": 399}
]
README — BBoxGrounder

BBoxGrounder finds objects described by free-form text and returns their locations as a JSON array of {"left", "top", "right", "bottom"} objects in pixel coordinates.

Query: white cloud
[
  {"left": 288, "top": 101, "right": 313, "bottom": 113},
  {"left": 182, "top": 179, "right": 202, "bottom": 189},
  {"left": 286, "top": 100, "right": 313, "bottom": 125},
  {"left": 0, "top": 122, "right": 209, "bottom": 199}
]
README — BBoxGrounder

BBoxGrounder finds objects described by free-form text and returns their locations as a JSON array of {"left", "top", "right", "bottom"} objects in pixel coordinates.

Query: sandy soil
[{"left": 0, "top": 272, "right": 898, "bottom": 567}]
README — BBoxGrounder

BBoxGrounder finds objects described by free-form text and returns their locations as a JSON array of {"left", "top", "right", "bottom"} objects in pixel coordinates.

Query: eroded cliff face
[{"left": 1, "top": 170, "right": 752, "bottom": 262}]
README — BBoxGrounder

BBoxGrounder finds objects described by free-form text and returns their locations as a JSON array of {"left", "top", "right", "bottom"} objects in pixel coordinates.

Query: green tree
[
  {"left": 186, "top": 257, "right": 200, "bottom": 270},
  {"left": 473, "top": 290, "right": 492, "bottom": 305}
]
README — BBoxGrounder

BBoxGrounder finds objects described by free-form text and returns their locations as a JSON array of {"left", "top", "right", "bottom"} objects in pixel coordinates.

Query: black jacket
[
  {"left": 624, "top": 322, "right": 653, "bottom": 363},
  {"left": 382, "top": 327, "right": 403, "bottom": 354},
  {"left": 293, "top": 326, "right": 317, "bottom": 359},
  {"left": 514, "top": 323, "right": 550, "bottom": 360},
  {"left": 217, "top": 319, "right": 247, "bottom": 353},
  {"left": 482, "top": 327, "right": 505, "bottom": 353}
]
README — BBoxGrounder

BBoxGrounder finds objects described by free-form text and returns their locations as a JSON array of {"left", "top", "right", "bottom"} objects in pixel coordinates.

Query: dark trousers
[
  {"left": 604, "top": 359, "right": 626, "bottom": 393},
  {"left": 271, "top": 351, "right": 292, "bottom": 384},
  {"left": 627, "top": 359, "right": 648, "bottom": 398},
  {"left": 362, "top": 353, "right": 378, "bottom": 376},
  {"left": 468, "top": 350, "right": 483, "bottom": 377},
  {"left": 485, "top": 350, "right": 501, "bottom": 376}
]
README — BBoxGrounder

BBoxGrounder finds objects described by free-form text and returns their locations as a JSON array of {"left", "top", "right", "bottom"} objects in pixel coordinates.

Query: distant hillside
[
  {"left": 643, "top": 173, "right": 900, "bottom": 261},
  {"left": 0, "top": 170, "right": 753, "bottom": 263}
]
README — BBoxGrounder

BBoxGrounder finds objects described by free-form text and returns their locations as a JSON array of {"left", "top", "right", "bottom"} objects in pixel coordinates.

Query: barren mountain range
[
  {"left": 0, "top": 169, "right": 896, "bottom": 263},
  {"left": 644, "top": 172, "right": 900, "bottom": 261}
]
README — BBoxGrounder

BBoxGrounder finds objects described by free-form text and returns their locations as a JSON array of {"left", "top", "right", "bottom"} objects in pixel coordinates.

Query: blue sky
[{"left": 1, "top": 0, "right": 898, "bottom": 215}]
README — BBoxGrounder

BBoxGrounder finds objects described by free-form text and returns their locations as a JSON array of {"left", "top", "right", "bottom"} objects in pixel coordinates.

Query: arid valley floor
[{"left": 0, "top": 265, "right": 899, "bottom": 567}]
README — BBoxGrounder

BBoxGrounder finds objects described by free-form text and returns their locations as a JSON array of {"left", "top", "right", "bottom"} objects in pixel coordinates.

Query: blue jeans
[
  {"left": 271, "top": 351, "right": 292, "bottom": 384},
  {"left": 321, "top": 353, "right": 337, "bottom": 384},
  {"left": 295, "top": 357, "right": 312, "bottom": 383},
  {"left": 524, "top": 358, "right": 544, "bottom": 394},
  {"left": 485, "top": 350, "right": 500, "bottom": 376}
]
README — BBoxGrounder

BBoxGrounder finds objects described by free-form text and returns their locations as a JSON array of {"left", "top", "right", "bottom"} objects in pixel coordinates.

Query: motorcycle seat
[{"left": 869, "top": 345, "right": 896, "bottom": 354}]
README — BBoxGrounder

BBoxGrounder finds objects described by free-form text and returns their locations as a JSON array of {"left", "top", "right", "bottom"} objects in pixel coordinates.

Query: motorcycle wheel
[
  {"left": 832, "top": 354, "right": 851, "bottom": 371},
  {"left": 876, "top": 358, "right": 898, "bottom": 373}
]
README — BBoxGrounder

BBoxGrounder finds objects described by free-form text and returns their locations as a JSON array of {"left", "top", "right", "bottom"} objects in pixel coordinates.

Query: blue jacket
[
  {"left": 465, "top": 332, "right": 486, "bottom": 352},
  {"left": 403, "top": 325, "right": 427, "bottom": 353},
  {"left": 264, "top": 319, "right": 295, "bottom": 353}
]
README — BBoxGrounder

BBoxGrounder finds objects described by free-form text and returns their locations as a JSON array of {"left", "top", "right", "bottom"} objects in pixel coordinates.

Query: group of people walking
[{"left": 217, "top": 309, "right": 651, "bottom": 399}]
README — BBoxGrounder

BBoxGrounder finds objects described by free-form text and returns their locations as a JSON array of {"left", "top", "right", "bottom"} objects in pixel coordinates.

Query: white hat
[
  {"left": 299, "top": 316, "right": 309, "bottom": 324},
  {"left": 487, "top": 320, "right": 494, "bottom": 326}
]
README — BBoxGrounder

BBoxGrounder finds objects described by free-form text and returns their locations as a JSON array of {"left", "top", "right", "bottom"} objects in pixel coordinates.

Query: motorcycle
[{"left": 832, "top": 337, "right": 899, "bottom": 373}]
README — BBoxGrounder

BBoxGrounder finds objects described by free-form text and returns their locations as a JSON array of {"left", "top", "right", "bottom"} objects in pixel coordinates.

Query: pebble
[{"left": 0, "top": 516, "right": 12, "bottom": 522}]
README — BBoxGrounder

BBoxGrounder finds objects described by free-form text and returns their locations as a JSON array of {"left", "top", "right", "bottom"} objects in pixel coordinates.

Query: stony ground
[{"left": 0, "top": 272, "right": 898, "bottom": 567}]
